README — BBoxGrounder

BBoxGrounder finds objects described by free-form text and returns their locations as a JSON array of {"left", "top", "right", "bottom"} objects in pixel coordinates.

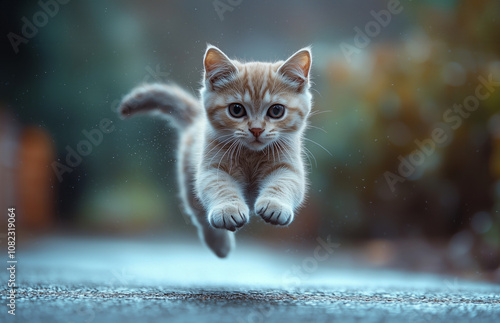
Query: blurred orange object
[
  {"left": 1, "top": 110, "right": 55, "bottom": 231},
  {"left": 18, "top": 126, "right": 55, "bottom": 229}
]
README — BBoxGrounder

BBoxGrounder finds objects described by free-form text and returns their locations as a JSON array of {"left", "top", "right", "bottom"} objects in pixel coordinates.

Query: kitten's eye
[
  {"left": 228, "top": 103, "right": 246, "bottom": 118},
  {"left": 267, "top": 104, "right": 285, "bottom": 119}
]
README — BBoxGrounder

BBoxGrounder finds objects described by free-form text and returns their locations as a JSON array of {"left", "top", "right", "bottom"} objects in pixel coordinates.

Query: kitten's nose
[{"left": 249, "top": 128, "right": 264, "bottom": 138}]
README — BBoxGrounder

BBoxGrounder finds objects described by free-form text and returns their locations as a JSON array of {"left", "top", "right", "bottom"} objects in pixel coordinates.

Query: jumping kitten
[{"left": 119, "top": 45, "right": 313, "bottom": 257}]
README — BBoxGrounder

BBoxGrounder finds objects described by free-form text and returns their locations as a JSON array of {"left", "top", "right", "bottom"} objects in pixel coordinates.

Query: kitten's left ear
[{"left": 278, "top": 47, "right": 312, "bottom": 90}]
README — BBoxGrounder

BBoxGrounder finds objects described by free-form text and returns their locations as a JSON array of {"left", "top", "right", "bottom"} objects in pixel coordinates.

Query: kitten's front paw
[
  {"left": 208, "top": 203, "right": 249, "bottom": 232},
  {"left": 255, "top": 198, "right": 294, "bottom": 226}
]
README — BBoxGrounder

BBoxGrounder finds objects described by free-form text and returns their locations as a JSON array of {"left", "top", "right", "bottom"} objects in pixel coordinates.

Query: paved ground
[{"left": 1, "top": 235, "right": 499, "bottom": 322}]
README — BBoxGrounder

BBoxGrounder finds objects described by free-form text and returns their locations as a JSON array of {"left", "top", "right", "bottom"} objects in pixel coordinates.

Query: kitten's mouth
[{"left": 248, "top": 139, "right": 267, "bottom": 150}]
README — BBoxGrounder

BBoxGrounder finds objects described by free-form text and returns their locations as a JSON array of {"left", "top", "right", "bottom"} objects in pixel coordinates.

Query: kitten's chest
[
  {"left": 228, "top": 154, "right": 272, "bottom": 204},
  {"left": 229, "top": 157, "right": 265, "bottom": 184}
]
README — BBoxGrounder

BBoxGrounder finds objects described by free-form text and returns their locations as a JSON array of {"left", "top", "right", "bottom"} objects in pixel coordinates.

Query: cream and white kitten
[{"left": 119, "top": 45, "right": 313, "bottom": 257}]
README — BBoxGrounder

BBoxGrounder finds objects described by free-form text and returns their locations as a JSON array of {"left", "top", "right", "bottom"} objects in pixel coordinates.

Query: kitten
[{"left": 119, "top": 45, "right": 313, "bottom": 257}]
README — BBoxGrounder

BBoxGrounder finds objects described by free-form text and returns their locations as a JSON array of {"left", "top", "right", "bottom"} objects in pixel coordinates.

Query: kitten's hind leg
[
  {"left": 199, "top": 224, "right": 234, "bottom": 258},
  {"left": 183, "top": 190, "right": 235, "bottom": 258}
]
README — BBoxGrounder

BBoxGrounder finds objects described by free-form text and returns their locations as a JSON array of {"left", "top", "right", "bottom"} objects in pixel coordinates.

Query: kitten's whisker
[
  {"left": 216, "top": 139, "right": 238, "bottom": 181},
  {"left": 205, "top": 138, "right": 233, "bottom": 160},
  {"left": 277, "top": 137, "right": 294, "bottom": 156},
  {"left": 228, "top": 142, "right": 234, "bottom": 172},
  {"left": 280, "top": 143, "right": 288, "bottom": 163},
  {"left": 280, "top": 136, "right": 310, "bottom": 167},
  {"left": 275, "top": 142, "right": 282, "bottom": 163},
  {"left": 205, "top": 135, "right": 233, "bottom": 156},
  {"left": 236, "top": 141, "right": 243, "bottom": 162},
  {"left": 271, "top": 142, "right": 276, "bottom": 163},
  {"left": 221, "top": 140, "right": 238, "bottom": 166},
  {"left": 304, "top": 137, "right": 333, "bottom": 156},
  {"left": 309, "top": 110, "right": 332, "bottom": 117},
  {"left": 228, "top": 139, "right": 241, "bottom": 173},
  {"left": 307, "top": 125, "right": 328, "bottom": 134},
  {"left": 302, "top": 146, "right": 317, "bottom": 169},
  {"left": 310, "top": 87, "right": 322, "bottom": 98},
  {"left": 208, "top": 138, "right": 234, "bottom": 166},
  {"left": 233, "top": 142, "right": 239, "bottom": 167},
  {"left": 276, "top": 139, "right": 294, "bottom": 162},
  {"left": 274, "top": 141, "right": 284, "bottom": 162},
  {"left": 206, "top": 133, "right": 232, "bottom": 144},
  {"left": 208, "top": 142, "right": 232, "bottom": 167}
]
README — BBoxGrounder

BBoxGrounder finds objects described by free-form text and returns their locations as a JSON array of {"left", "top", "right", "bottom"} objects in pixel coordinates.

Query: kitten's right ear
[{"left": 204, "top": 45, "right": 237, "bottom": 90}]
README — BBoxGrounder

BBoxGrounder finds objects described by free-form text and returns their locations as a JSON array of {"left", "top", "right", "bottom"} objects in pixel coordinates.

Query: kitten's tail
[{"left": 118, "top": 83, "right": 202, "bottom": 128}]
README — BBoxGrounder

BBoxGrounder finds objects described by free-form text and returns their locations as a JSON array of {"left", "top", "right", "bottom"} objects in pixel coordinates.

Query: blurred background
[{"left": 1, "top": 0, "right": 499, "bottom": 280}]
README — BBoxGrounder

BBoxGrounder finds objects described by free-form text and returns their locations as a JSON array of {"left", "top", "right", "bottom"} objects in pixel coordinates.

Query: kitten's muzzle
[{"left": 249, "top": 128, "right": 264, "bottom": 138}]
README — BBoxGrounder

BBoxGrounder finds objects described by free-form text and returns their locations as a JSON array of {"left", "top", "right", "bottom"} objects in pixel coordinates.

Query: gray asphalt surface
[{"left": 1, "top": 236, "right": 499, "bottom": 323}]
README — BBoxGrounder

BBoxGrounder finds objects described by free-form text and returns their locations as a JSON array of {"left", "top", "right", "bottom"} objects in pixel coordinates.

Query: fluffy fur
[{"left": 119, "top": 45, "right": 313, "bottom": 257}]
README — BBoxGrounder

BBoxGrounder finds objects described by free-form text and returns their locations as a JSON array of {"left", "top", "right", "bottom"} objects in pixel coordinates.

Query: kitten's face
[{"left": 201, "top": 47, "right": 312, "bottom": 151}]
